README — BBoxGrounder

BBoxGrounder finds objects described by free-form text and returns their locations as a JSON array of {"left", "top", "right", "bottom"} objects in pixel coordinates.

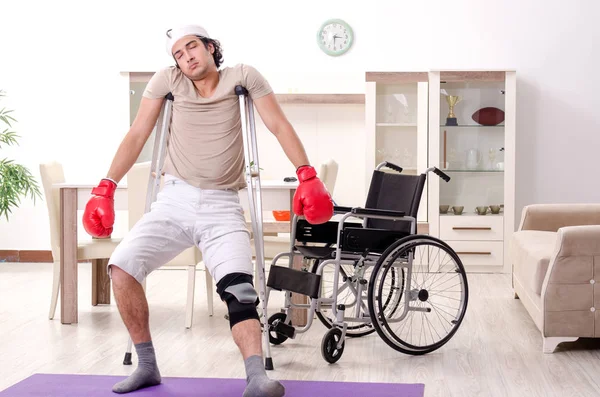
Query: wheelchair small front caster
[
  {"left": 268, "top": 312, "right": 294, "bottom": 345},
  {"left": 321, "top": 328, "right": 345, "bottom": 364}
]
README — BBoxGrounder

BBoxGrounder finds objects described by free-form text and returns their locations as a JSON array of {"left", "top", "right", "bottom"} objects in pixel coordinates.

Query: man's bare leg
[
  {"left": 110, "top": 265, "right": 162, "bottom": 394},
  {"left": 232, "top": 318, "right": 262, "bottom": 359},
  {"left": 232, "top": 319, "right": 285, "bottom": 397}
]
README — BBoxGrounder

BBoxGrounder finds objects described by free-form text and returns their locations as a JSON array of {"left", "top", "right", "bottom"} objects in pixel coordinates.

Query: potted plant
[{"left": 0, "top": 89, "right": 42, "bottom": 220}]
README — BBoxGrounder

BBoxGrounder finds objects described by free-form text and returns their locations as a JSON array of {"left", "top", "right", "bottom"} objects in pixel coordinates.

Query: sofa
[{"left": 510, "top": 203, "right": 600, "bottom": 353}]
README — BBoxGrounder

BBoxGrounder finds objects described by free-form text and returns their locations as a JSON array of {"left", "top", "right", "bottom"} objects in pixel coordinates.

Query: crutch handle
[{"left": 235, "top": 85, "right": 249, "bottom": 96}]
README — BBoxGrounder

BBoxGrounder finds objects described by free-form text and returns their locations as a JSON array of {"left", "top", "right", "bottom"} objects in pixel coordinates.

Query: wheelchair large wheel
[{"left": 367, "top": 234, "right": 468, "bottom": 355}]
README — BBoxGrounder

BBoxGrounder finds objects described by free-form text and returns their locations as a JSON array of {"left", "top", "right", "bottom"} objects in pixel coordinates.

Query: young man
[{"left": 82, "top": 24, "right": 333, "bottom": 396}]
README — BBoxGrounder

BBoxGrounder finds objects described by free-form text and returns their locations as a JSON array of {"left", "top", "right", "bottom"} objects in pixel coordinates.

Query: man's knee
[
  {"left": 216, "top": 273, "right": 259, "bottom": 329},
  {"left": 109, "top": 264, "right": 137, "bottom": 286}
]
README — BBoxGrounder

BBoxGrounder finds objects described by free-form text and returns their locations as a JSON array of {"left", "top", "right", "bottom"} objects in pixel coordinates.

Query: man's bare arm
[
  {"left": 253, "top": 93, "right": 310, "bottom": 169},
  {"left": 105, "top": 96, "right": 165, "bottom": 183}
]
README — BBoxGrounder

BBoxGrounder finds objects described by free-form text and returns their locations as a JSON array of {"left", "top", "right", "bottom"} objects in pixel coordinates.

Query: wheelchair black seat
[{"left": 293, "top": 217, "right": 412, "bottom": 258}]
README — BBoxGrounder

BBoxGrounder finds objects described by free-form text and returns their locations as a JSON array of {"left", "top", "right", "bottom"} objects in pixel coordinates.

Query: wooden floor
[{"left": 1, "top": 262, "right": 600, "bottom": 397}]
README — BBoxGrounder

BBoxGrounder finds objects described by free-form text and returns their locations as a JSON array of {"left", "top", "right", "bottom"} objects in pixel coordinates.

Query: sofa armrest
[
  {"left": 540, "top": 225, "right": 600, "bottom": 337},
  {"left": 518, "top": 203, "right": 600, "bottom": 232},
  {"left": 543, "top": 225, "right": 600, "bottom": 309},
  {"left": 553, "top": 225, "right": 600, "bottom": 258}
]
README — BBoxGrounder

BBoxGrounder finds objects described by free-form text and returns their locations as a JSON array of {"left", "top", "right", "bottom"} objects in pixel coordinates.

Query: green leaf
[
  {"left": 0, "top": 130, "right": 19, "bottom": 148},
  {"left": 0, "top": 90, "right": 43, "bottom": 221}
]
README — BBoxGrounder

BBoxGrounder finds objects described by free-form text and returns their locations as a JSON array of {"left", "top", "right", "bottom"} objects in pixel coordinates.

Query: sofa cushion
[{"left": 511, "top": 230, "right": 557, "bottom": 295}]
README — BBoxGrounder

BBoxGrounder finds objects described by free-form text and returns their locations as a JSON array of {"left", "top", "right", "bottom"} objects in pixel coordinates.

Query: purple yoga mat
[{"left": 0, "top": 373, "right": 424, "bottom": 397}]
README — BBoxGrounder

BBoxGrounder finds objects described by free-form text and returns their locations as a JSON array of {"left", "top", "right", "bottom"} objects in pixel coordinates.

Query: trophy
[{"left": 445, "top": 95, "right": 461, "bottom": 126}]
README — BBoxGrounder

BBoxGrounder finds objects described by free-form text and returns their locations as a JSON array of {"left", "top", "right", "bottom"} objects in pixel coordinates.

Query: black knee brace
[{"left": 216, "top": 273, "right": 259, "bottom": 329}]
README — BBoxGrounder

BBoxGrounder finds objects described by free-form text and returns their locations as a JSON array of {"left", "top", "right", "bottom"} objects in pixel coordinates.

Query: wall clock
[{"left": 317, "top": 18, "right": 354, "bottom": 56}]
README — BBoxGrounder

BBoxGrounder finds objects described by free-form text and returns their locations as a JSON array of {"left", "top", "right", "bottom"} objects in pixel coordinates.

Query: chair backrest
[
  {"left": 318, "top": 159, "right": 339, "bottom": 196},
  {"left": 126, "top": 162, "right": 157, "bottom": 229},
  {"left": 126, "top": 162, "right": 199, "bottom": 266},
  {"left": 39, "top": 162, "right": 66, "bottom": 262},
  {"left": 364, "top": 170, "right": 426, "bottom": 232}
]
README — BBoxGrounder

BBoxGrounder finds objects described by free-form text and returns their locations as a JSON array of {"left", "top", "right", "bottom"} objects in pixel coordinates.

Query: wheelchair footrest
[
  {"left": 272, "top": 320, "right": 296, "bottom": 339},
  {"left": 267, "top": 265, "right": 321, "bottom": 299}
]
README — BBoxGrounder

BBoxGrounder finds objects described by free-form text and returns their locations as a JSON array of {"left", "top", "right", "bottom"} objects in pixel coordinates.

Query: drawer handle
[
  {"left": 452, "top": 227, "right": 492, "bottom": 231},
  {"left": 456, "top": 251, "right": 492, "bottom": 255}
]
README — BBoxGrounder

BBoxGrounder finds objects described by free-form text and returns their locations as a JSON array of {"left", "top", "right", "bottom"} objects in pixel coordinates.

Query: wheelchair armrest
[
  {"left": 333, "top": 205, "right": 353, "bottom": 214},
  {"left": 351, "top": 207, "right": 406, "bottom": 218}
]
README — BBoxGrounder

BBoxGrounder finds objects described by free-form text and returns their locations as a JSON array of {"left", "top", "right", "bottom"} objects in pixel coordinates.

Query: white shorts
[{"left": 107, "top": 174, "right": 252, "bottom": 285}]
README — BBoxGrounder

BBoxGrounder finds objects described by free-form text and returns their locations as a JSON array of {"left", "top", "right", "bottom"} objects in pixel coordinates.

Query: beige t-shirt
[{"left": 142, "top": 63, "right": 273, "bottom": 190}]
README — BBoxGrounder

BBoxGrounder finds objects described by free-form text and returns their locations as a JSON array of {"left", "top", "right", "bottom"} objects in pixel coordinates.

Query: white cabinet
[
  {"left": 364, "top": 72, "right": 429, "bottom": 223},
  {"left": 428, "top": 70, "right": 517, "bottom": 273},
  {"left": 364, "top": 70, "right": 517, "bottom": 273}
]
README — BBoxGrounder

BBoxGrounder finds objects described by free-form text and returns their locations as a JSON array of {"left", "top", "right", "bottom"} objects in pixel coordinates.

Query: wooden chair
[{"left": 40, "top": 161, "right": 121, "bottom": 320}]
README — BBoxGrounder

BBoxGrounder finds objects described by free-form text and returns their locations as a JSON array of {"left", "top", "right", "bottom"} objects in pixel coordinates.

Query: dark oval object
[{"left": 472, "top": 107, "right": 505, "bottom": 126}]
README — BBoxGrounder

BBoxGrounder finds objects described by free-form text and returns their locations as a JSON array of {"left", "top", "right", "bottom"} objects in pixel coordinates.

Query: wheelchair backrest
[{"left": 364, "top": 170, "right": 426, "bottom": 232}]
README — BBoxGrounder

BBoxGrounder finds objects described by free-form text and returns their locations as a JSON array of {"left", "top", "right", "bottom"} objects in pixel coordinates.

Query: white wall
[{"left": 1, "top": 0, "right": 599, "bottom": 250}]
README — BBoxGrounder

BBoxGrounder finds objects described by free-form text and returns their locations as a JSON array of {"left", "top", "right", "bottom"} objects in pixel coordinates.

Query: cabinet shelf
[
  {"left": 275, "top": 93, "right": 364, "bottom": 104},
  {"left": 376, "top": 123, "right": 417, "bottom": 127},
  {"left": 439, "top": 213, "right": 504, "bottom": 217},
  {"left": 440, "top": 125, "right": 504, "bottom": 128},
  {"left": 442, "top": 169, "right": 504, "bottom": 173}
]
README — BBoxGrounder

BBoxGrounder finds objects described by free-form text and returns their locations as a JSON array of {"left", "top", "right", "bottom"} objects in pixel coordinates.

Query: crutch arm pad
[{"left": 235, "top": 85, "right": 248, "bottom": 96}]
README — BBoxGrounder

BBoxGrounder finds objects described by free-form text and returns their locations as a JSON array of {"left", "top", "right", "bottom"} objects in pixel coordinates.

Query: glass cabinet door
[
  {"left": 365, "top": 73, "right": 429, "bottom": 222},
  {"left": 375, "top": 83, "right": 420, "bottom": 174},
  {"left": 435, "top": 72, "right": 507, "bottom": 217},
  {"left": 371, "top": 80, "right": 428, "bottom": 176}
]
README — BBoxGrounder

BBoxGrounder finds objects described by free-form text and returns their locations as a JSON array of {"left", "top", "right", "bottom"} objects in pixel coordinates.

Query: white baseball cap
[{"left": 165, "top": 24, "right": 210, "bottom": 56}]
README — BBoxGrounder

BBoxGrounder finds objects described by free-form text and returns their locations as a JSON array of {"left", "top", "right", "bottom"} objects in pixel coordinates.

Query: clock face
[{"left": 317, "top": 19, "right": 353, "bottom": 56}]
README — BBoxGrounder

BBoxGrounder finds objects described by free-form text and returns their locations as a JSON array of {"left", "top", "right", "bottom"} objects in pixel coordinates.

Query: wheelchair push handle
[
  {"left": 376, "top": 161, "right": 403, "bottom": 173},
  {"left": 432, "top": 167, "right": 451, "bottom": 182}
]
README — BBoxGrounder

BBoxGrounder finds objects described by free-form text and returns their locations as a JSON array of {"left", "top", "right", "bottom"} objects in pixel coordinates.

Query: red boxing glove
[
  {"left": 82, "top": 179, "right": 117, "bottom": 238},
  {"left": 293, "top": 165, "right": 334, "bottom": 224}
]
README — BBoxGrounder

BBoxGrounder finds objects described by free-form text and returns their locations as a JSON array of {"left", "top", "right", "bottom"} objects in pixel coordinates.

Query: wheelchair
[{"left": 264, "top": 162, "right": 469, "bottom": 364}]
